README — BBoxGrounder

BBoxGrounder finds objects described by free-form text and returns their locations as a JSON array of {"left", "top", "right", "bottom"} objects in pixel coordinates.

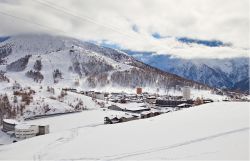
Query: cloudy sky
[{"left": 0, "top": 0, "right": 249, "bottom": 58}]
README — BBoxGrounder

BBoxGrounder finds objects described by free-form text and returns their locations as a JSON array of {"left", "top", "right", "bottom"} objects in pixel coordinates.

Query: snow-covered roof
[
  {"left": 177, "top": 103, "right": 191, "bottom": 107},
  {"left": 140, "top": 111, "right": 152, "bottom": 115},
  {"left": 15, "top": 123, "right": 37, "bottom": 130},
  {"left": 3, "top": 119, "right": 19, "bottom": 125},
  {"left": 140, "top": 109, "right": 160, "bottom": 115},
  {"left": 106, "top": 113, "right": 136, "bottom": 119},
  {"left": 113, "top": 103, "right": 149, "bottom": 111}
]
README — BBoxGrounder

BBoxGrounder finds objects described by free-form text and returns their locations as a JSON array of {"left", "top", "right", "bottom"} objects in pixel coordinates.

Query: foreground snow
[{"left": 0, "top": 102, "right": 249, "bottom": 160}]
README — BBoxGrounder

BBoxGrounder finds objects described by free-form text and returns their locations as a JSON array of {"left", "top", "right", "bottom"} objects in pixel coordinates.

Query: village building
[
  {"left": 203, "top": 99, "right": 214, "bottom": 104},
  {"left": 104, "top": 116, "right": 120, "bottom": 124},
  {"left": 108, "top": 105, "right": 123, "bottom": 111},
  {"left": 140, "top": 110, "right": 161, "bottom": 119},
  {"left": 146, "top": 96, "right": 156, "bottom": 104},
  {"left": 110, "top": 92, "right": 122, "bottom": 97},
  {"left": 2, "top": 119, "right": 19, "bottom": 132},
  {"left": 136, "top": 87, "right": 142, "bottom": 94},
  {"left": 104, "top": 113, "right": 139, "bottom": 124},
  {"left": 94, "top": 92, "right": 105, "bottom": 100},
  {"left": 62, "top": 88, "right": 77, "bottom": 92},
  {"left": 156, "top": 99, "right": 194, "bottom": 107},
  {"left": 182, "top": 86, "right": 191, "bottom": 100},
  {"left": 125, "top": 106, "right": 150, "bottom": 113},
  {"left": 177, "top": 103, "right": 192, "bottom": 108},
  {"left": 108, "top": 103, "right": 150, "bottom": 113},
  {"left": 15, "top": 123, "right": 39, "bottom": 139}
]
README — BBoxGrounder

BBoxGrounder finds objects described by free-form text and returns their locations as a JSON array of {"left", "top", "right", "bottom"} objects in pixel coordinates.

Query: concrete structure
[
  {"left": 2, "top": 119, "right": 19, "bottom": 132},
  {"left": 182, "top": 86, "right": 191, "bottom": 100},
  {"left": 15, "top": 123, "right": 39, "bottom": 139}
]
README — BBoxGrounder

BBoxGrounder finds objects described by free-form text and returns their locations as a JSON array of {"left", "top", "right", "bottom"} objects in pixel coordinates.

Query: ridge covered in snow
[
  {"left": 126, "top": 51, "right": 249, "bottom": 93},
  {"left": 0, "top": 34, "right": 211, "bottom": 91}
]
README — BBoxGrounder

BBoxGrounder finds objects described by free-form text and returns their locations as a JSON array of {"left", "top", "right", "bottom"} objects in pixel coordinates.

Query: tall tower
[{"left": 183, "top": 86, "right": 191, "bottom": 100}]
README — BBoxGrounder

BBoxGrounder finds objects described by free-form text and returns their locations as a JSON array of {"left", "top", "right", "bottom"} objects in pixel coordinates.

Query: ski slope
[{"left": 0, "top": 102, "right": 249, "bottom": 160}]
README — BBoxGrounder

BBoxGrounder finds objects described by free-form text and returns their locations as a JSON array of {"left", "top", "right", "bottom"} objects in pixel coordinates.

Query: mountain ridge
[
  {"left": 0, "top": 34, "right": 211, "bottom": 93},
  {"left": 124, "top": 50, "right": 249, "bottom": 93}
]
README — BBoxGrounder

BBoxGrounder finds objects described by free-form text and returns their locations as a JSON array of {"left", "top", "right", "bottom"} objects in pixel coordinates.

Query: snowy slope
[
  {"left": 0, "top": 102, "right": 248, "bottom": 160},
  {"left": 0, "top": 34, "right": 211, "bottom": 91}
]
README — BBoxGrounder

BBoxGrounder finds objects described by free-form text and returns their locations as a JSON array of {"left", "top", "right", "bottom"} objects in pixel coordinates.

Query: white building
[
  {"left": 2, "top": 119, "right": 19, "bottom": 132},
  {"left": 95, "top": 92, "right": 105, "bottom": 100},
  {"left": 15, "top": 123, "right": 39, "bottom": 139},
  {"left": 182, "top": 86, "right": 191, "bottom": 100}
]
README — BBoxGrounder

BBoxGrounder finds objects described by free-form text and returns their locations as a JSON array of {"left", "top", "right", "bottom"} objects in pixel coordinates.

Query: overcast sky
[{"left": 0, "top": 0, "right": 249, "bottom": 58}]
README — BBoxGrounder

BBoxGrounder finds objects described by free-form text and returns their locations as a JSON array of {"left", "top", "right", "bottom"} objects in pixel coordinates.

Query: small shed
[{"left": 38, "top": 125, "right": 50, "bottom": 135}]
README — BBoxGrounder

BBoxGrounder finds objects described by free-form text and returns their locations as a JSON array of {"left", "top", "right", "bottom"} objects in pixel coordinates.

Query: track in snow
[
  {"left": 100, "top": 127, "right": 250, "bottom": 160},
  {"left": 33, "top": 123, "right": 103, "bottom": 161}
]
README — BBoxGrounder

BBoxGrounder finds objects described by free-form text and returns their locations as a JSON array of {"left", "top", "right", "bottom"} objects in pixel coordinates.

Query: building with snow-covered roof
[
  {"left": 140, "top": 110, "right": 161, "bottom": 119},
  {"left": 156, "top": 99, "right": 194, "bottom": 107},
  {"left": 146, "top": 96, "right": 156, "bottom": 104},
  {"left": 177, "top": 103, "right": 192, "bottom": 108},
  {"left": 94, "top": 92, "right": 105, "bottom": 100},
  {"left": 2, "top": 119, "right": 19, "bottom": 132},
  {"left": 136, "top": 87, "right": 142, "bottom": 94},
  {"left": 15, "top": 123, "right": 39, "bottom": 139},
  {"left": 108, "top": 103, "right": 150, "bottom": 113},
  {"left": 104, "top": 113, "right": 139, "bottom": 124}
]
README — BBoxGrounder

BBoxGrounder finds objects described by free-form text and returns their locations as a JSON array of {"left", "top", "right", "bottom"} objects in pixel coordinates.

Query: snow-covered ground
[
  {"left": 26, "top": 109, "right": 125, "bottom": 133},
  {"left": 0, "top": 102, "right": 249, "bottom": 160}
]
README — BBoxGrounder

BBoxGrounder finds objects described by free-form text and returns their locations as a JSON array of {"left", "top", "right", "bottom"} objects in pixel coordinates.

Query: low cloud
[{"left": 0, "top": 0, "right": 249, "bottom": 59}]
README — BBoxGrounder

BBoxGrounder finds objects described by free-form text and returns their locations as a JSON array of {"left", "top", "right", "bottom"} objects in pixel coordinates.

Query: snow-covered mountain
[
  {"left": 125, "top": 51, "right": 249, "bottom": 93},
  {"left": 0, "top": 34, "right": 210, "bottom": 92}
]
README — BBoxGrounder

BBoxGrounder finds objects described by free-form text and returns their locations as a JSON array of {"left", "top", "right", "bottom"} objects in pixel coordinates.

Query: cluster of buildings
[
  {"left": 103, "top": 86, "right": 216, "bottom": 124},
  {"left": 63, "top": 86, "right": 218, "bottom": 124},
  {"left": 2, "top": 119, "right": 49, "bottom": 141}
]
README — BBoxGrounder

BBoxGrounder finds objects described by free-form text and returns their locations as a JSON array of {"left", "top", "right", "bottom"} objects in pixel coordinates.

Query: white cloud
[{"left": 0, "top": 0, "right": 249, "bottom": 59}]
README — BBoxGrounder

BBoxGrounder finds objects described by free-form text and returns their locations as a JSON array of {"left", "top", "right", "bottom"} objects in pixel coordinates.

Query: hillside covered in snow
[
  {"left": 0, "top": 102, "right": 248, "bottom": 160},
  {"left": 0, "top": 34, "right": 210, "bottom": 91},
  {"left": 1, "top": 34, "right": 236, "bottom": 129},
  {"left": 126, "top": 51, "right": 249, "bottom": 93}
]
